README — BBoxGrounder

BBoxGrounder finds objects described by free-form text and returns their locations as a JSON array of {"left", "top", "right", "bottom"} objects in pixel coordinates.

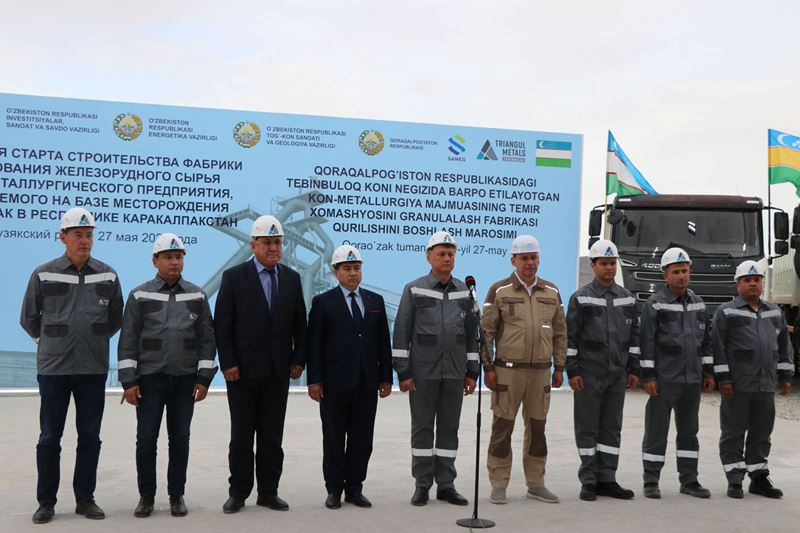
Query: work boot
[
  {"left": 597, "top": 481, "right": 634, "bottom": 499},
  {"left": 579, "top": 485, "right": 597, "bottom": 501},
  {"left": 75, "top": 499, "right": 105, "bottom": 520},
  {"left": 680, "top": 481, "right": 711, "bottom": 499},
  {"left": 727, "top": 484, "right": 744, "bottom": 499},
  {"left": 643, "top": 483, "right": 661, "bottom": 499},
  {"left": 134, "top": 496, "right": 154, "bottom": 517},
  {"left": 436, "top": 487, "right": 468, "bottom": 506},
  {"left": 526, "top": 486, "right": 559, "bottom": 503},
  {"left": 411, "top": 487, "right": 429, "bottom": 506},
  {"left": 489, "top": 487, "right": 507, "bottom": 504},
  {"left": 169, "top": 496, "right": 187, "bottom": 517},
  {"left": 749, "top": 475, "right": 783, "bottom": 499},
  {"left": 32, "top": 503, "right": 55, "bottom": 524}
]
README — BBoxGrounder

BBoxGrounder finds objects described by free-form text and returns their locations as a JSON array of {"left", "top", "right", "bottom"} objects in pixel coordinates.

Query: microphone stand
[{"left": 457, "top": 286, "right": 495, "bottom": 529}]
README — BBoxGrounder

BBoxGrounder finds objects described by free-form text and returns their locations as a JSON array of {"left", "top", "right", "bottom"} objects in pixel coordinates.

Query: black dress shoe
[
  {"left": 170, "top": 496, "right": 187, "bottom": 517},
  {"left": 411, "top": 487, "right": 429, "bottom": 506},
  {"left": 75, "top": 499, "right": 105, "bottom": 520},
  {"left": 222, "top": 497, "right": 245, "bottom": 514},
  {"left": 257, "top": 494, "right": 289, "bottom": 511},
  {"left": 325, "top": 492, "right": 342, "bottom": 509},
  {"left": 436, "top": 487, "right": 468, "bottom": 506},
  {"left": 597, "top": 481, "right": 635, "bottom": 499},
  {"left": 579, "top": 485, "right": 597, "bottom": 501},
  {"left": 32, "top": 503, "right": 55, "bottom": 524},
  {"left": 344, "top": 492, "right": 372, "bottom": 508},
  {"left": 134, "top": 496, "right": 154, "bottom": 517}
]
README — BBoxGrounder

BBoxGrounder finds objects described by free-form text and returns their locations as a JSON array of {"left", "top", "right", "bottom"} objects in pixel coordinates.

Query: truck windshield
[{"left": 612, "top": 208, "right": 762, "bottom": 258}]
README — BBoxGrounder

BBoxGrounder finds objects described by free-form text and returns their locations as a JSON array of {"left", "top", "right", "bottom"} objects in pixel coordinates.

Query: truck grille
[{"left": 633, "top": 271, "right": 733, "bottom": 283}]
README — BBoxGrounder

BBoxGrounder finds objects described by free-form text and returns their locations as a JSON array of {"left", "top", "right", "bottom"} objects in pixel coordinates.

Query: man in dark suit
[
  {"left": 214, "top": 215, "right": 307, "bottom": 514},
  {"left": 307, "top": 245, "right": 392, "bottom": 510}
]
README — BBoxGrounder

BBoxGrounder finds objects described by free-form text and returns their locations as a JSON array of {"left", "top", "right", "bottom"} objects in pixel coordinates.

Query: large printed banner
[{"left": 0, "top": 93, "right": 583, "bottom": 387}]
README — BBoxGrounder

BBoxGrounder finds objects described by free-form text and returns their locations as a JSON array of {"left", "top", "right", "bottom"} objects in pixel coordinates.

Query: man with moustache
[
  {"left": 639, "top": 247, "right": 715, "bottom": 499},
  {"left": 565, "top": 239, "right": 640, "bottom": 501},
  {"left": 214, "top": 215, "right": 307, "bottom": 514},
  {"left": 392, "top": 231, "right": 480, "bottom": 507},
  {"left": 306, "top": 245, "right": 392, "bottom": 509},
  {"left": 21, "top": 207, "right": 123, "bottom": 524},
  {"left": 711, "top": 260, "right": 793, "bottom": 499}
]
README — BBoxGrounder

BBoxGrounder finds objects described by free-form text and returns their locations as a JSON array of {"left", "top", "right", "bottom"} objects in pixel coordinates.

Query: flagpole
[{"left": 767, "top": 129, "right": 772, "bottom": 265}]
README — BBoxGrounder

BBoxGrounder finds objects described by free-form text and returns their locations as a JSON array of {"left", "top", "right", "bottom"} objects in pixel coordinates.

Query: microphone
[{"left": 465, "top": 275, "right": 480, "bottom": 314}]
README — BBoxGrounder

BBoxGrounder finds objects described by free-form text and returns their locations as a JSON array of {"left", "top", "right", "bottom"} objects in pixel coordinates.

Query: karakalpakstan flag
[
  {"left": 768, "top": 129, "right": 800, "bottom": 197},
  {"left": 606, "top": 131, "right": 658, "bottom": 196}
]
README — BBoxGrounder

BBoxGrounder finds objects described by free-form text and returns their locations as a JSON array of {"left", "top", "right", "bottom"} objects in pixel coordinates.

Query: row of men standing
[{"left": 20, "top": 207, "right": 794, "bottom": 525}]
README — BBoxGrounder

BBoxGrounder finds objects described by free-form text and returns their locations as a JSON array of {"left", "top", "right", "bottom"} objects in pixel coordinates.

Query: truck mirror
[
  {"left": 588, "top": 210, "right": 602, "bottom": 236},
  {"left": 774, "top": 212, "right": 789, "bottom": 240},
  {"left": 588, "top": 236, "right": 599, "bottom": 249},
  {"left": 791, "top": 235, "right": 800, "bottom": 250},
  {"left": 774, "top": 240, "right": 789, "bottom": 256},
  {"left": 794, "top": 206, "right": 800, "bottom": 234},
  {"left": 607, "top": 209, "right": 625, "bottom": 225}
]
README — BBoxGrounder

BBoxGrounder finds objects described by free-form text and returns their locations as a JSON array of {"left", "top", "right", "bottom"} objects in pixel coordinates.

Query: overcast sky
[{"left": 2, "top": 0, "right": 798, "bottom": 236}]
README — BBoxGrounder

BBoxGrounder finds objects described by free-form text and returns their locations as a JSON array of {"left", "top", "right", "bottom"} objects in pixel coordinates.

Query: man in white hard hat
[
  {"left": 214, "top": 215, "right": 308, "bottom": 513},
  {"left": 306, "top": 245, "right": 392, "bottom": 509},
  {"left": 393, "top": 231, "right": 480, "bottom": 507},
  {"left": 566, "top": 239, "right": 640, "bottom": 501},
  {"left": 711, "top": 260, "right": 793, "bottom": 499},
  {"left": 118, "top": 233, "right": 217, "bottom": 518},
  {"left": 20, "top": 207, "right": 123, "bottom": 524},
  {"left": 480, "top": 235, "right": 566, "bottom": 505},
  {"left": 639, "top": 247, "right": 715, "bottom": 499}
]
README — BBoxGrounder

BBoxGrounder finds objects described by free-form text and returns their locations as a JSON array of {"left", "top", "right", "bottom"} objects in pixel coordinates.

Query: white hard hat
[
  {"left": 510, "top": 235, "right": 539, "bottom": 255},
  {"left": 427, "top": 231, "right": 457, "bottom": 251},
  {"left": 331, "top": 244, "right": 362, "bottom": 267},
  {"left": 660, "top": 247, "right": 692, "bottom": 270},
  {"left": 734, "top": 260, "right": 764, "bottom": 280},
  {"left": 589, "top": 239, "right": 618, "bottom": 259},
  {"left": 251, "top": 215, "right": 284, "bottom": 237},
  {"left": 152, "top": 232, "right": 186, "bottom": 256},
  {"left": 60, "top": 207, "right": 95, "bottom": 230}
]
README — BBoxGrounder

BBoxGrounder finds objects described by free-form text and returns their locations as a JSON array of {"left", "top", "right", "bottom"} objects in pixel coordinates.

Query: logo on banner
[
  {"left": 113, "top": 113, "right": 143, "bottom": 141},
  {"left": 476, "top": 140, "right": 497, "bottom": 160},
  {"left": 358, "top": 129, "right": 384, "bottom": 156},
  {"left": 448, "top": 134, "right": 466, "bottom": 161},
  {"left": 233, "top": 121, "right": 261, "bottom": 148}
]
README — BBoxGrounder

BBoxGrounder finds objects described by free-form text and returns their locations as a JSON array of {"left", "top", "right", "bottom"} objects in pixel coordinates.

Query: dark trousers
[
  {"left": 136, "top": 373, "right": 196, "bottom": 497},
  {"left": 642, "top": 381, "right": 701, "bottom": 485},
  {"left": 719, "top": 391, "right": 775, "bottom": 484},
  {"left": 409, "top": 379, "right": 464, "bottom": 490},
  {"left": 36, "top": 374, "right": 106, "bottom": 505},
  {"left": 320, "top": 380, "right": 378, "bottom": 494},
  {"left": 573, "top": 370, "right": 626, "bottom": 485},
  {"left": 226, "top": 374, "right": 289, "bottom": 499}
]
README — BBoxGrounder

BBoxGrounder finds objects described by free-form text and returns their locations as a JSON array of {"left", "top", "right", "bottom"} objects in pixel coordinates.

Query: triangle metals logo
[
  {"left": 79, "top": 214, "right": 90, "bottom": 226},
  {"left": 477, "top": 140, "right": 497, "bottom": 160},
  {"left": 443, "top": 234, "right": 454, "bottom": 243},
  {"left": 604, "top": 247, "right": 614, "bottom": 256},
  {"left": 269, "top": 224, "right": 278, "bottom": 235},
  {"left": 677, "top": 252, "right": 686, "bottom": 262},
  {"left": 748, "top": 265, "right": 758, "bottom": 275},
  {"left": 169, "top": 239, "right": 180, "bottom": 249},
  {"left": 346, "top": 250, "right": 357, "bottom": 261}
]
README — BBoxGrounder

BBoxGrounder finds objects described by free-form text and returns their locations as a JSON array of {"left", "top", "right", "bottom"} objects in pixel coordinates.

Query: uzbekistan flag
[
  {"left": 606, "top": 131, "right": 658, "bottom": 196},
  {"left": 535, "top": 140, "right": 572, "bottom": 168},
  {"left": 768, "top": 129, "right": 800, "bottom": 197}
]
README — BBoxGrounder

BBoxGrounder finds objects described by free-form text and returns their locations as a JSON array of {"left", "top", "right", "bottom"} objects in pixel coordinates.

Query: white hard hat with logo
[
  {"left": 589, "top": 239, "right": 618, "bottom": 259},
  {"left": 660, "top": 247, "right": 692, "bottom": 270},
  {"left": 152, "top": 232, "right": 186, "bottom": 256},
  {"left": 251, "top": 215, "right": 284, "bottom": 237},
  {"left": 331, "top": 244, "right": 363, "bottom": 267},
  {"left": 427, "top": 231, "right": 457, "bottom": 251},
  {"left": 510, "top": 235, "right": 539, "bottom": 255},
  {"left": 60, "top": 207, "right": 95, "bottom": 230},
  {"left": 734, "top": 260, "right": 765, "bottom": 280}
]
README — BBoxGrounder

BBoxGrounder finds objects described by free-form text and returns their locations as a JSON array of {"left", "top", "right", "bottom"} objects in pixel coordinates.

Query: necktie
[
  {"left": 266, "top": 268, "right": 278, "bottom": 311},
  {"left": 349, "top": 292, "right": 362, "bottom": 325}
]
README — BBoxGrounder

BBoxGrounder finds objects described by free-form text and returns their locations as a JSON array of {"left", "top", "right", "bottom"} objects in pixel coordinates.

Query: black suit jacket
[
  {"left": 214, "top": 259, "right": 307, "bottom": 378},
  {"left": 307, "top": 287, "right": 392, "bottom": 391}
]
